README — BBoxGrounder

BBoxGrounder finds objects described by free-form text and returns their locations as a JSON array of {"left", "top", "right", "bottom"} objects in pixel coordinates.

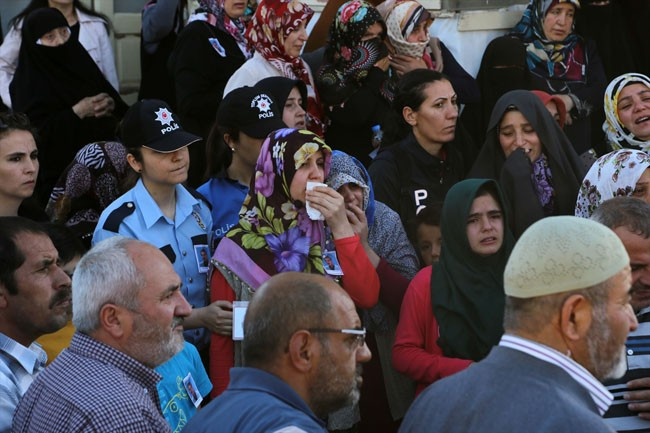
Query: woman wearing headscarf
[
  {"left": 316, "top": 0, "right": 392, "bottom": 167},
  {"left": 224, "top": 0, "right": 323, "bottom": 133},
  {"left": 46, "top": 141, "right": 130, "bottom": 248},
  {"left": 380, "top": 0, "right": 479, "bottom": 105},
  {"left": 393, "top": 178, "right": 514, "bottom": 396},
  {"left": 327, "top": 150, "right": 418, "bottom": 431},
  {"left": 575, "top": 149, "right": 650, "bottom": 218},
  {"left": 469, "top": 90, "right": 585, "bottom": 237},
  {"left": 210, "top": 128, "right": 380, "bottom": 397},
  {"left": 461, "top": 36, "right": 531, "bottom": 146},
  {"left": 10, "top": 8, "right": 127, "bottom": 204},
  {"left": 602, "top": 73, "right": 650, "bottom": 152},
  {"left": 168, "top": 0, "right": 251, "bottom": 185},
  {"left": 509, "top": 0, "right": 607, "bottom": 158},
  {"left": 0, "top": 0, "right": 118, "bottom": 109}
]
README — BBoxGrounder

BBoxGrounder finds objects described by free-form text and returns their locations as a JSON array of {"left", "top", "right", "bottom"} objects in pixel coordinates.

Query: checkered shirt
[{"left": 12, "top": 332, "right": 171, "bottom": 433}]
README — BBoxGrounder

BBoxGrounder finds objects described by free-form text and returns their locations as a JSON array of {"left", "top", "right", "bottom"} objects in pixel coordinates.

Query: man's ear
[
  {"left": 559, "top": 294, "right": 593, "bottom": 342},
  {"left": 403, "top": 106, "right": 417, "bottom": 127},
  {"left": 98, "top": 303, "right": 130, "bottom": 339},
  {"left": 287, "top": 330, "right": 318, "bottom": 373}
]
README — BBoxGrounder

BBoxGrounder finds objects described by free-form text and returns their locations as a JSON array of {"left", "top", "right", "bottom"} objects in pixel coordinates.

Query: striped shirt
[
  {"left": 604, "top": 306, "right": 650, "bottom": 432},
  {"left": 500, "top": 334, "right": 613, "bottom": 415},
  {"left": 0, "top": 333, "right": 46, "bottom": 433}
]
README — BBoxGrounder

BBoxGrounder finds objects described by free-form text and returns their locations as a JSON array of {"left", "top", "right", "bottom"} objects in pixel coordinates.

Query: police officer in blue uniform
[{"left": 94, "top": 99, "right": 229, "bottom": 353}]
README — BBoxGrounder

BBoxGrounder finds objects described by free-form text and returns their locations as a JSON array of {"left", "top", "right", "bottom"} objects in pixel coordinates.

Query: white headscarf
[
  {"left": 603, "top": 73, "right": 650, "bottom": 151},
  {"left": 384, "top": 0, "right": 431, "bottom": 58},
  {"left": 575, "top": 149, "right": 650, "bottom": 218}
]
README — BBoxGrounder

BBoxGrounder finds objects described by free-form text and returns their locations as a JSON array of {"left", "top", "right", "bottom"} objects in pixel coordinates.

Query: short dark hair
[
  {"left": 503, "top": 278, "right": 610, "bottom": 334},
  {"left": 42, "top": 223, "right": 87, "bottom": 264},
  {"left": 0, "top": 111, "right": 35, "bottom": 141},
  {"left": 591, "top": 196, "right": 650, "bottom": 238},
  {"left": 243, "top": 274, "right": 333, "bottom": 368},
  {"left": 408, "top": 202, "right": 442, "bottom": 242},
  {"left": 0, "top": 217, "right": 48, "bottom": 294},
  {"left": 204, "top": 121, "right": 239, "bottom": 179}
]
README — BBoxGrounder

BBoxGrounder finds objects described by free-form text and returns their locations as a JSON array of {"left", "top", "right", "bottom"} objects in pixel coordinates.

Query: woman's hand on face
[
  {"left": 305, "top": 186, "right": 355, "bottom": 239},
  {"left": 390, "top": 54, "right": 427, "bottom": 77},
  {"left": 346, "top": 203, "right": 369, "bottom": 245},
  {"left": 92, "top": 93, "right": 115, "bottom": 118}
]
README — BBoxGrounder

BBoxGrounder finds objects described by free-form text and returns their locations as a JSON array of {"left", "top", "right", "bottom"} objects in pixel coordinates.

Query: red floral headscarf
[{"left": 246, "top": 0, "right": 314, "bottom": 84}]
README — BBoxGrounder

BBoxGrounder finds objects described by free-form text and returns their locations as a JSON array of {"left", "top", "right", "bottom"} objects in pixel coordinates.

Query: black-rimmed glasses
[{"left": 308, "top": 327, "right": 366, "bottom": 348}]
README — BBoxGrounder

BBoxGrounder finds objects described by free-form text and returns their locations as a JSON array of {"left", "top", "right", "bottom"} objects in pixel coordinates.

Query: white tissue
[{"left": 306, "top": 181, "right": 327, "bottom": 221}]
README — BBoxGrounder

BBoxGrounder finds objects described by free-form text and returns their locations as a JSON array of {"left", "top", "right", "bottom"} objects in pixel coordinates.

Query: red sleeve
[
  {"left": 392, "top": 267, "right": 472, "bottom": 393},
  {"left": 335, "top": 235, "right": 380, "bottom": 309},
  {"left": 376, "top": 258, "right": 410, "bottom": 316},
  {"left": 209, "top": 270, "right": 235, "bottom": 398}
]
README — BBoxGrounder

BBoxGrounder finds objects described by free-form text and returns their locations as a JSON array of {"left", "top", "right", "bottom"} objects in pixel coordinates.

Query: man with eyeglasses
[{"left": 185, "top": 272, "right": 372, "bottom": 433}]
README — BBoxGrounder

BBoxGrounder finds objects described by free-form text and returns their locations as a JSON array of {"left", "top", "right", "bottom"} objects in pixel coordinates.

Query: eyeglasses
[{"left": 308, "top": 327, "right": 366, "bottom": 348}]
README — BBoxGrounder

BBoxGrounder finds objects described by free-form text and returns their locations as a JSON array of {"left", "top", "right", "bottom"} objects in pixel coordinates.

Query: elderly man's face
[
  {"left": 309, "top": 290, "right": 371, "bottom": 416},
  {"left": 613, "top": 227, "right": 650, "bottom": 312},
  {"left": 2, "top": 232, "right": 71, "bottom": 346},
  {"left": 123, "top": 245, "right": 192, "bottom": 368},
  {"left": 585, "top": 266, "right": 637, "bottom": 381}
]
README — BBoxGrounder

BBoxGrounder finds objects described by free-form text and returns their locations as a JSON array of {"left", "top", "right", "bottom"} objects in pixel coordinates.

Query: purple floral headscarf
[{"left": 223, "top": 128, "right": 332, "bottom": 276}]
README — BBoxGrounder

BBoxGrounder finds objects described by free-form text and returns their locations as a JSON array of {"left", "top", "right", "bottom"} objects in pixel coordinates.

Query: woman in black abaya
[{"left": 10, "top": 8, "right": 127, "bottom": 204}]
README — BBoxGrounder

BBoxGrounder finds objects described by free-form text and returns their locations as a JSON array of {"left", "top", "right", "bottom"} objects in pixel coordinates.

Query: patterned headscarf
[
  {"left": 603, "top": 73, "right": 650, "bottom": 151},
  {"left": 575, "top": 149, "right": 650, "bottom": 218},
  {"left": 198, "top": 0, "right": 252, "bottom": 58},
  {"left": 246, "top": 0, "right": 314, "bottom": 84},
  {"left": 509, "top": 0, "right": 585, "bottom": 81},
  {"left": 327, "top": 150, "right": 375, "bottom": 227},
  {"left": 317, "top": 0, "right": 389, "bottom": 106},
  {"left": 217, "top": 128, "right": 332, "bottom": 276},
  {"left": 385, "top": 0, "right": 432, "bottom": 58}
]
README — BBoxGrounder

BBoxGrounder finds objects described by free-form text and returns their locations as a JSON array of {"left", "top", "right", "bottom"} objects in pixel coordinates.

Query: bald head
[{"left": 243, "top": 273, "right": 345, "bottom": 369}]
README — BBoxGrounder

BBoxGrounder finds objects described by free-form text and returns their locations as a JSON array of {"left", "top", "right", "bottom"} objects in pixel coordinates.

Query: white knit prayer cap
[{"left": 504, "top": 216, "right": 629, "bottom": 298}]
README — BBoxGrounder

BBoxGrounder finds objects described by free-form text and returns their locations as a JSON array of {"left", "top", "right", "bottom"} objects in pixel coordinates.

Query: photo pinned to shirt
[
  {"left": 322, "top": 250, "right": 343, "bottom": 276},
  {"left": 183, "top": 373, "right": 203, "bottom": 408},
  {"left": 194, "top": 245, "right": 210, "bottom": 273},
  {"left": 208, "top": 37, "right": 227, "bottom": 57}
]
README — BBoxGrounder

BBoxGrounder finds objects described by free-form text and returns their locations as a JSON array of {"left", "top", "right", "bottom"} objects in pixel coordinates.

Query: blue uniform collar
[{"left": 134, "top": 179, "right": 200, "bottom": 229}]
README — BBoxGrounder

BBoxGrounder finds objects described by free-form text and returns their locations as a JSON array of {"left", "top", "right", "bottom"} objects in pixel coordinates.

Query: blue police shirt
[
  {"left": 197, "top": 175, "right": 248, "bottom": 243},
  {"left": 93, "top": 179, "right": 212, "bottom": 349}
]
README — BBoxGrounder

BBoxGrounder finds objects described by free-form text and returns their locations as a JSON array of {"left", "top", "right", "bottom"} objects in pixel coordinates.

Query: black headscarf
[
  {"left": 9, "top": 7, "right": 126, "bottom": 124},
  {"left": 431, "top": 178, "right": 514, "bottom": 361},
  {"left": 469, "top": 90, "right": 585, "bottom": 237}
]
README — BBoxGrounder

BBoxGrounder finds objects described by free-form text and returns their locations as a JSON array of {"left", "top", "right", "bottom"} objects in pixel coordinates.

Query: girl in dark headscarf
[
  {"left": 508, "top": 0, "right": 607, "bottom": 158},
  {"left": 10, "top": 7, "right": 127, "bottom": 205},
  {"left": 469, "top": 89, "right": 585, "bottom": 237},
  {"left": 317, "top": 0, "right": 393, "bottom": 167},
  {"left": 393, "top": 178, "right": 514, "bottom": 395}
]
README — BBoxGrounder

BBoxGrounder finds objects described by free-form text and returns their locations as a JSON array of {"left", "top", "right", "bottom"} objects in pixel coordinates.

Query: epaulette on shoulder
[{"left": 103, "top": 201, "right": 136, "bottom": 233}]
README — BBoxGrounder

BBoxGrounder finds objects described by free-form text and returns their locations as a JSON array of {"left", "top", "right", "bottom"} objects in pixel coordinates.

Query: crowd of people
[{"left": 2, "top": 0, "right": 650, "bottom": 432}]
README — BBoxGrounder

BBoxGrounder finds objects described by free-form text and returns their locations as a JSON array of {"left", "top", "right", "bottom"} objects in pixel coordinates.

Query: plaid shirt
[
  {"left": 0, "top": 333, "right": 47, "bottom": 433},
  {"left": 12, "top": 332, "right": 171, "bottom": 433}
]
